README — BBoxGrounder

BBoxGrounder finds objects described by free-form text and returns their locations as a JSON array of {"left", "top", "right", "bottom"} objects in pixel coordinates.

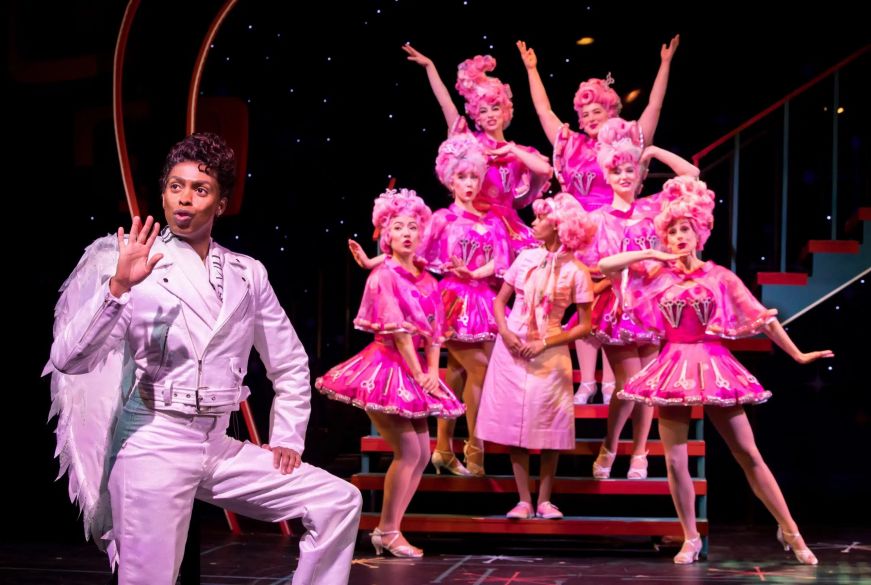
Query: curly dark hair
[{"left": 159, "top": 132, "right": 236, "bottom": 197}]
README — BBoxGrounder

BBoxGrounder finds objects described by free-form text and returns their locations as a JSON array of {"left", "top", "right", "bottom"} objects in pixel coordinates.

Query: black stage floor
[{"left": 2, "top": 525, "right": 869, "bottom": 584}]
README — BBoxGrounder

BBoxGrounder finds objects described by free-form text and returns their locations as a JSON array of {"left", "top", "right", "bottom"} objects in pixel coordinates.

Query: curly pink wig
[
  {"left": 573, "top": 74, "right": 622, "bottom": 121},
  {"left": 532, "top": 192, "right": 597, "bottom": 251},
  {"left": 372, "top": 188, "right": 433, "bottom": 254},
  {"left": 435, "top": 133, "right": 488, "bottom": 189},
  {"left": 455, "top": 55, "right": 514, "bottom": 129},
  {"left": 654, "top": 177, "right": 716, "bottom": 251},
  {"left": 595, "top": 118, "right": 643, "bottom": 172}
]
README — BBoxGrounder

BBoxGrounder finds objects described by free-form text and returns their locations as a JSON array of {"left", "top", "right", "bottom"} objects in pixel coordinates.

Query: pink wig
[
  {"left": 573, "top": 74, "right": 622, "bottom": 121},
  {"left": 435, "top": 133, "right": 488, "bottom": 189},
  {"left": 654, "top": 177, "right": 716, "bottom": 251},
  {"left": 532, "top": 192, "right": 597, "bottom": 251},
  {"left": 595, "top": 117, "right": 643, "bottom": 172},
  {"left": 371, "top": 188, "right": 433, "bottom": 254},
  {"left": 455, "top": 55, "right": 514, "bottom": 129}
]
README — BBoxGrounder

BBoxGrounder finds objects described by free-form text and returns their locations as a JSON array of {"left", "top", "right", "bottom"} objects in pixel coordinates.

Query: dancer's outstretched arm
[
  {"left": 403, "top": 43, "right": 460, "bottom": 129},
  {"left": 638, "top": 34, "right": 680, "bottom": 146},
  {"left": 517, "top": 40, "right": 564, "bottom": 144}
]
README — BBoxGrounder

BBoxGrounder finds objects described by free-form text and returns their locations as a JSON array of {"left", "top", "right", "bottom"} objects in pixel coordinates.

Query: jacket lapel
[{"left": 212, "top": 246, "right": 251, "bottom": 336}]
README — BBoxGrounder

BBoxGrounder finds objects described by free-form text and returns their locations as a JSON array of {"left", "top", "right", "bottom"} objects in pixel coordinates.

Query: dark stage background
[{"left": 7, "top": 1, "right": 869, "bottom": 545}]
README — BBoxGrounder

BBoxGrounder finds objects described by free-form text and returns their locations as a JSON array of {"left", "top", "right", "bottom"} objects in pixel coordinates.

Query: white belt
[{"left": 136, "top": 381, "right": 247, "bottom": 411}]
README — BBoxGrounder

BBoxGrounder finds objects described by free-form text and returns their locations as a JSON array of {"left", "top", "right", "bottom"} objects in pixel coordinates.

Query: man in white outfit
[{"left": 49, "top": 133, "right": 362, "bottom": 585}]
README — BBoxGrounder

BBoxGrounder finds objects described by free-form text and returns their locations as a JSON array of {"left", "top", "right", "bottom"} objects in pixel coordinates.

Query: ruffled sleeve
[
  {"left": 705, "top": 265, "right": 778, "bottom": 338},
  {"left": 419, "top": 208, "right": 449, "bottom": 273},
  {"left": 353, "top": 262, "right": 445, "bottom": 343}
]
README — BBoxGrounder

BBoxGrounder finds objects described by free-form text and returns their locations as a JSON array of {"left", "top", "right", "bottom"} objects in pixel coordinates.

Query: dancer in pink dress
[
  {"left": 402, "top": 44, "right": 553, "bottom": 255},
  {"left": 581, "top": 119, "right": 699, "bottom": 480},
  {"left": 599, "top": 178, "right": 832, "bottom": 565},
  {"left": 477, "top": 194, "right": 595, "bottom": 519},
  {"left": 350, "top": 134, "right": 511, "bottom": 477},
  {"left": 517, "top": 35, "right": 679, "bottom": 405},
  {"left": 317, "top": 189, "right": 464, "bottom": 558}
]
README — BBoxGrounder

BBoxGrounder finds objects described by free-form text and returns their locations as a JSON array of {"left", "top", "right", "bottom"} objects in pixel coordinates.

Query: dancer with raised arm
[
  {"left": 403, "top": 43, "right": 552, "bottom": 254},
  {"left": 599, "top": 177, "right": 832, "bottom": 564},
  {"left": 47, "top": 133, "right": 362, "bottom": 585},
  {"left": 317, "top": 188, "right": 463, "bottom": 558},
  {"left": 349, "top": 134, "right": 511, "bottom": 477},
  {"left": 517, "top": 35, "right": 679, "bottom": 405},
  {"left": 579, "top": 118, "right": 698, "bottom": 480}
]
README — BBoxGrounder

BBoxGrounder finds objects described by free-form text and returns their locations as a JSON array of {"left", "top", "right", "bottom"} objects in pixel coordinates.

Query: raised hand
[
  {"left": 516, "top": 40, "right": 537, "bottom": 69},
  {"left": 402, "top": 43, "right": 433, "bottom": 68},
  {"left": 348, "top": 239, "right": 370, "bottom": 268},
  {"left": 111, "top": 216, "right": 163, "bottom": 296},
  {"left": 661, "top": 34, "right": 680, "bottom": 62}
]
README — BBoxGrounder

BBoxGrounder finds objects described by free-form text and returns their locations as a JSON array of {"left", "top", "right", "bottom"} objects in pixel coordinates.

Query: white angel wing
[{"left": 43, "top": 234, "right": 123, "bottom": 559}]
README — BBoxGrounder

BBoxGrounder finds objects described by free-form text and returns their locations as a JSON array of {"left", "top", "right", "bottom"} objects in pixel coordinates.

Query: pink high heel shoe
[
  {"left": 370, "top": 527, "right": 423, "bottom": 558},
  {"left": 431, "top": 449, "right": 472, "bottom": 476},
  {"left": 673, "top": 535, "right": 702, "bottom": 564}
]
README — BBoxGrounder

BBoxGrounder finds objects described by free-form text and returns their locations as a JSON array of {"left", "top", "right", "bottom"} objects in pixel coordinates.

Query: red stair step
[
  {"left": 575, "top": 404, "right": 704, "bottom": 419},
  {"left": 801, "top": 239, "right": 860, "bottom": 260},
  {"left": 845, "top": 207, "right": 871, "bottom": 234},
  {"left": 756, "top": 272, "right": 808, "bottom": 286},
  {"left": 352, "top": 473, "right": 706, "bottom": 496},
  {"left": 357, "top": 512, "right": 708, "bottom": 537},
  {"left": 360, "top": 437, "right": 705, "bottom": 456}
]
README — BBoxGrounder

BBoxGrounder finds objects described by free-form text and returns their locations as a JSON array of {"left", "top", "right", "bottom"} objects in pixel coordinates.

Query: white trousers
[{"left": 108, "top": 409, "right": 362, "bottom": 585}]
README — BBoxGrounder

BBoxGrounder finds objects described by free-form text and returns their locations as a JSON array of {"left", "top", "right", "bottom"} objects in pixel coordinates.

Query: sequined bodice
[{"left": 657, "top": 285, "right": 715, "bottom": 342}]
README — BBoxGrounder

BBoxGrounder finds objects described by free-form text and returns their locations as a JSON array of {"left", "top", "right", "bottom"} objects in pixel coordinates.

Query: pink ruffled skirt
[
  {"left": 440, "top": 277, "right": 500, "bottom": 342},
  {"left": 619, "top": 340, "right": 772, "bottom": 406},
  {"left": 316, "top": 341, "right": 465, "bottom": 418}
]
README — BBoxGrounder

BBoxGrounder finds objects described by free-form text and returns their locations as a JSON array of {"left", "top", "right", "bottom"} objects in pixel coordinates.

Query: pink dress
[
  {"left": 316, "top": 258, "right": 465, "bottom": 418},
  {"left": 421, "top": 204, "right": 511, "bottom": 342},
  {"left": 619, "top": 261, "right": 776, "bottom": 406},
  {"left": 477, "top": 247, "right": 594, "bottom": 449},
  {"left": 569, "top": 194, "right": 668, "bottom": 345},
  {"left": 553, "top": 125, "right": 612, "bottom": 212},
  {"left": 453, "top": 118, "right": 551, "bottom": 255}
]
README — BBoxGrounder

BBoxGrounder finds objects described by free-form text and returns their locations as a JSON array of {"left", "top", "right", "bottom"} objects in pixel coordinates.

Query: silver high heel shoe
[
  {"left": 777, "top": 526, "right": 818, "bottom": 565},
  {"left": 673, "top": 535, "right": 702, "bottom": 564},
  {"left": 430, "top": 449, "right": 472, "bottom": 476},
  {"left": 573, "top": 381, "right": 597, "bottom": 405},
  {"left": 592, "top": 445, "right": 615, "bottom": 479},
  {"left": 601, "top": 381, "right": 616, "bottom": 404},
  {"left": 627, "top": 451, "right": 649, "bottom": 479},
  {"left": 370, "top": 527, "right": 423, "bottom": 558}
]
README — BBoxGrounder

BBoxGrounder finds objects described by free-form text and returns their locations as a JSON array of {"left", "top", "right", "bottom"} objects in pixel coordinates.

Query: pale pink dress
[
  {"left": 316, "top": 258, "right": 465, "bottom": 418},
  {"left": 476, "top": 247, "right": 594, "bottom": 449},
  {"left": 619, "top": 261, "right": 777, "bottom": 406}
]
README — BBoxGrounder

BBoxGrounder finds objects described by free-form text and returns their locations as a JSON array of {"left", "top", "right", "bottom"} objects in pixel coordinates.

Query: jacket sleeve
[
  {"left": 250, "top": 260, "right": 311, "bottom": 454},
  {"left": 50, "top": 280, "right": 132, "bottom": 375}
]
